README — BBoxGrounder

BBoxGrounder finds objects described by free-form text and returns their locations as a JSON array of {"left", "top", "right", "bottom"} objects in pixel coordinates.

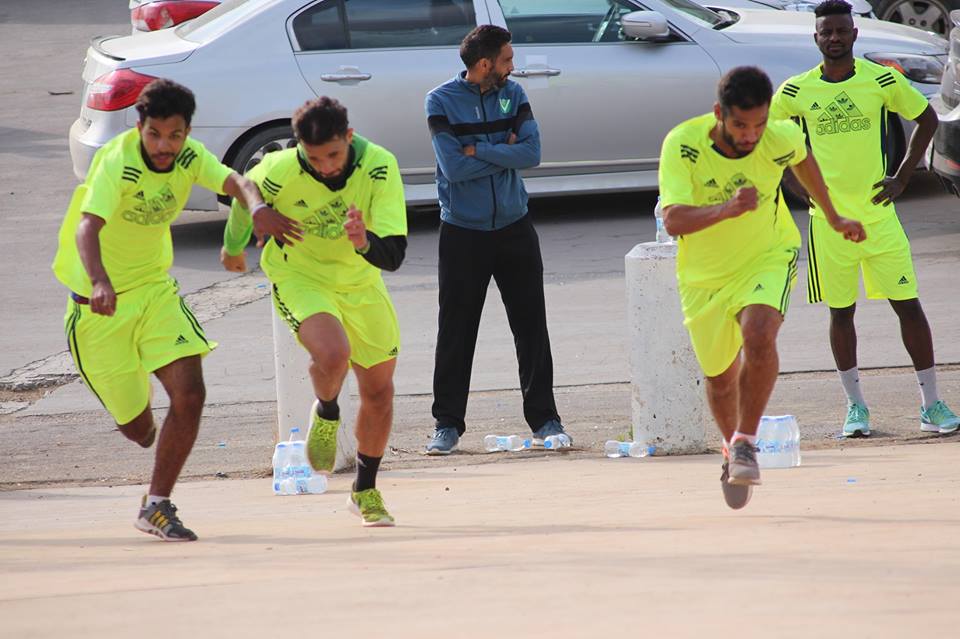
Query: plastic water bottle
[
  {"left": 484, "top": 434, "right": 524, "bottom": 452},
  {"left": 654, "top": 197, "right": 674, "bottom": 244},
  {"left": 272, "top": 428, "right": 327, "bottom": 495},
  {"left": 756, "top": 415, "right": 799, "bottom": 469},
  {"left": 543, "top": 434, "right": 571, "bottom": 450},
  {"left": 272, "top": 441, "right": 291, "bottom": 495},
  {"left": 604, "top": 440, "right": 655, "bottom": 458}
]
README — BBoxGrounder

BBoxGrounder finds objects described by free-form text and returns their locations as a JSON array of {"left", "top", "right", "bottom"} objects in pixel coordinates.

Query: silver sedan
[{"left": 71, "top": 0, "right": 948, "bottom": 208}]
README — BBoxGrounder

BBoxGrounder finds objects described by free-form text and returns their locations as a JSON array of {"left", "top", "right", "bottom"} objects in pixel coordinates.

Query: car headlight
[{"left": 865, "top": 52, "right": 945, "bottom": 84}]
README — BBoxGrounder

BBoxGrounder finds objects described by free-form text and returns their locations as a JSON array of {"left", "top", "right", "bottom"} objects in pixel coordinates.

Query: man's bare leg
[
  {"left": 726, "top": 304, "right": 784, "bottom": 486},
  {"left": 131, "top": 355, "right": 205, "bottom": 541},
  {"left": 298, "top": 313, "right": 350, "bottom": 472}
]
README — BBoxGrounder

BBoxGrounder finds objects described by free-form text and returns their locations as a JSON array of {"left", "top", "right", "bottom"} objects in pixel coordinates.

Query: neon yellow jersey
[
  {"left": 224, "top": 135, "right": 407, "bottom": 291},
  {"left": 658, "top": 113, "right": 805, "bottom": 288},
  {"left": 52, "top": 128, "right": 233, "bottom": 296},
  {"left": 770, "top": 58, "right": 928, "bottom": 224}
]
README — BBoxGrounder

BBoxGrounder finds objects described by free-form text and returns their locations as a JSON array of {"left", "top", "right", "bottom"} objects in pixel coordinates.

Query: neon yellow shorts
[
  {"left": 271, "top": 277, "right": 400, "bottom": 369},
  {"left": 679, "top": 247, "right": 799, "bottom": 377},
  {"left": 806, "top": 214, "right": 918, "bottom": 308},
  {"left": 63, "top": 278, "right": 215, "bottom": 425}
]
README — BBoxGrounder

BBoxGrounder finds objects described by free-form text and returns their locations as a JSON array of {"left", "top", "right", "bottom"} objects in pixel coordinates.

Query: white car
[{"left": 72, "top": 0, "right": 948, "bottom": 209}]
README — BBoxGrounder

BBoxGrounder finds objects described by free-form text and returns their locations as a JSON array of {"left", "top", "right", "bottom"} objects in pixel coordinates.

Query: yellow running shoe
[
  {"left": 349, "top": 488, "right": 395, "bottom": 527},
  {"left": 306, "top": 399, "right": 338, "bottom": 472}
]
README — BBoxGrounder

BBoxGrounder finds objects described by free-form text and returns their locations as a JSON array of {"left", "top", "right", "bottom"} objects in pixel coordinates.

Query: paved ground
[{"left": 2, "top": 444, "right": 959, "bottom": 638}]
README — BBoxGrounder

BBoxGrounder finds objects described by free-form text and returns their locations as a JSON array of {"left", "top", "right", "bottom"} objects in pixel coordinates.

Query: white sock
[
  {"left": 146, "top": 495, "right": 168, "bottom": 507},
  {"left": 731, "top": 431, "right": 757, "bottom": 445},
  {"left": 916, "top": 366, "right": 939, "bottom": 410},
  {"left": 838, "top": 367, "right": 866, "bottom": 407}
]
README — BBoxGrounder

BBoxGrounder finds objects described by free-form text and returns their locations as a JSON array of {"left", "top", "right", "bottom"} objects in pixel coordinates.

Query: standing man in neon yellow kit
[
  {"left": 771, "top": 0, "right": 959, "bottom": 437},
  {"left": 659, "top": 66, "right": 865, "bottom": 509},
  {"left": 52, "top": 79, "right": 289, "bottom": 541}
]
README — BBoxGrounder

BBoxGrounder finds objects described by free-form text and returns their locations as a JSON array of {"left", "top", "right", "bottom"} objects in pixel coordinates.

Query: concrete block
[{"left": 625, "top": 242, "right": 708, "bottom": 454}]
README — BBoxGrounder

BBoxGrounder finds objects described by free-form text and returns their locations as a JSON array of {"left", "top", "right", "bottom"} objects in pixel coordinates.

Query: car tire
[
  {"left": 229, "top": 124, "right": 297, "bottom": 176},
  {"left": 218, "top": 124, "right": 297, "bottom": 204},
  {"left": 873, "top": 0, "right": 953, "bottom": 36}
]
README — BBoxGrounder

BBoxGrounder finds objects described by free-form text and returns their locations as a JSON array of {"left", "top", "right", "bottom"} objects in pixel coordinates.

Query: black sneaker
[{"left": 134, "top": 497, "right": 198, "bottom": 541}]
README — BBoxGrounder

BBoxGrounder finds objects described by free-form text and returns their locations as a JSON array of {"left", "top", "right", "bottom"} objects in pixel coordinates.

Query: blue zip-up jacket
[{"left": 426, "top": 72, "right": 541, "bottom": 230}]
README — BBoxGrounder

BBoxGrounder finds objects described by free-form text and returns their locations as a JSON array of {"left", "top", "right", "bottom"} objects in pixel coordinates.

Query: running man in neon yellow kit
[
  {"left": 771, "top": 0, "right": 958, "bottom": 437},
  {"left": 221, "top": 98, "right": 407, "bottom": 527},
  {"left": 659, "top": 67, "right": 865, "bottom": 509},
  {"left": 52, "top": 79, "right": 286, "bottom": 541}
]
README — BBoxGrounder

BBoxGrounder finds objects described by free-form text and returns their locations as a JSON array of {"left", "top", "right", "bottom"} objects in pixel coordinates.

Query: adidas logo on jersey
[
  {"left": 898, "top": 275, "right": 910, "bottom": 285},
  {"left": 134, "top": 190, "right": 145, "bottom": 200},
  {"left": 810, "top": 102, "right": 821, "bottom": 110},
  {"left": 295, "top": 199, "right": 309, "bottom": 207},
  {"left": 704, "top": 178, "right": 719, "bottom": 188},
  {"left": 753, "top": 283, "right": 764, "bottom": 292},
  {"left": 175, "top": 335, "right": 189, "bottom": 346}
]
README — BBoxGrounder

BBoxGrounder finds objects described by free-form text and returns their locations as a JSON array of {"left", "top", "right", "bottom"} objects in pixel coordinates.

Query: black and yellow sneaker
[
  {"left": 306, "top": 399, "right": 339, "bottom": 472},
  {"left": 134, "top": 496, "right": 198, "bottom": 541}
]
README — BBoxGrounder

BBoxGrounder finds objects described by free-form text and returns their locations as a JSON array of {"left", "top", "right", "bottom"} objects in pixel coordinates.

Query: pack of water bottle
[
  {"left": 272, "top": 427, "right": 327, "bottom": 495},
  {"left": 483, "top": 433, "right": 572, "bottom": 452},
  {"left": 755, "top": 415, "right": 801, "bottom": 469},
  {"left": 604, "top": 440, "right": 656, "bottom": 458}
]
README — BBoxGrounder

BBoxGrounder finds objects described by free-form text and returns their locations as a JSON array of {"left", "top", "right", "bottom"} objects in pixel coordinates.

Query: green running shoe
[
  {"left": 842, "top": 403, "right": 870, "bottom": 438},
  {"left": 306, "top": 399, "right": 338, "bottom": 472},
  {"left": 920, "top": 400, "right": 960, "bottom": 434},
  {"left": 349, "top": 488, "right": 395, "bottom": 527}
]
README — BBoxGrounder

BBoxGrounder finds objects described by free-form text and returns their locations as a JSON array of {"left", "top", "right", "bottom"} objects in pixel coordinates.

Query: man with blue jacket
[{"left": 424, "top": 25, "right": 568, "bottom": 455}]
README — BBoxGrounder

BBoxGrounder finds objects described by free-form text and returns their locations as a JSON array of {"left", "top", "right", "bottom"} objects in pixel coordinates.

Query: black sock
[
  {"left": 354, "top": 453, "right": 382, "bottom": 492},
  {"left": 316, "top": 397, "right": 340, "bottom": 420}
]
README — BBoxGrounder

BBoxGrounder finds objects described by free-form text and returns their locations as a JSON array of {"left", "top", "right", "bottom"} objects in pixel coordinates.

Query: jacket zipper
[{"left": 478, "top": 92, "right": 497, "bottom": 230}]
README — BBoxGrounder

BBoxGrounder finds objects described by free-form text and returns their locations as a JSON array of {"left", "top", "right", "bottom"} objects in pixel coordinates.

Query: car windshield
[
  {"left": 655, "top": 0, "right": 724, "bottom": 28},
  {"left": 176, "top": 0, "right": 260, "bottom": 42}
]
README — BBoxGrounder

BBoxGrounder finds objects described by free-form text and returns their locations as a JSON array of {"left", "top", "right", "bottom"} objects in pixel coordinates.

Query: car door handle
[
  {"left": 320, "top": 72, "right": 372, "bottom": 82},
  {"left": 511, "top": 68, "right": 561, "bottom": 78}
]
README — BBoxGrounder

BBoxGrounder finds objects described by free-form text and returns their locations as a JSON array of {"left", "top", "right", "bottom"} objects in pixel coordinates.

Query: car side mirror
[{"left": 622, "top": 11, "right": 671, "bottom": 41}]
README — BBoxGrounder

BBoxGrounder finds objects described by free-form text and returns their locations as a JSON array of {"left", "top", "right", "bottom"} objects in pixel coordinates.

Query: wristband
[{"left": 251, "top": 202, "right": 270, "bottom": 215}]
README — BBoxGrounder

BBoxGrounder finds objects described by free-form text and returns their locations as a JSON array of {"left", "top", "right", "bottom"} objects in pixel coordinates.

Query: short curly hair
[
  {"left": 815, "top": 0, "right": 853, "bottom": 18},
  {"left": 717, "top": 66, "right": 773, "bottom": 114},
  {"left": 292, "top": 97, "right": 349, "bottom": 145},
  {"left": 135, "top": 79, "right": 196, "bottom": 126}
]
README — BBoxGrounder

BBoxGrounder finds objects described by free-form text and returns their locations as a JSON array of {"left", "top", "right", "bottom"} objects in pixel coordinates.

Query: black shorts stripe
[
  {"left": 779, "top": 249, "right": 799, "bottom": 314},
  {"left": 178, "top": 298, "right": 210, "bottom": 346},
  {"left": 272, "top": 284, "right": 301, "bottom": 333},
  {"left": 806, "top": 221, "right": 823, "bottom": 303},
  {"left": 66, "top": 302, "right": 106, "bottom": 408}
]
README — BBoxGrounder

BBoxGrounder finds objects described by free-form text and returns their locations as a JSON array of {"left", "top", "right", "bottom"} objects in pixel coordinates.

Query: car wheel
[
  {"left": 230, "top": 124, "right": 298, "bottom": 176},
  {"left": 874, "top": 0, "right": 952, "bottom": 36}
]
